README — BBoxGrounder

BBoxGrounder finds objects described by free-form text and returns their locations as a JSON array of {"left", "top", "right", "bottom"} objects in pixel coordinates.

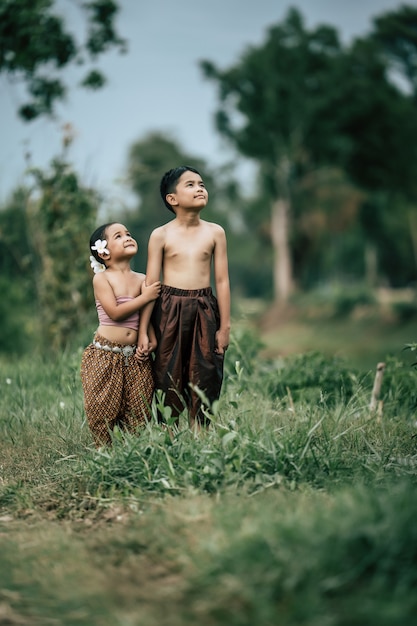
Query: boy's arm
[
  {"left": 213, "top": 225, "right": 231, "bottom": 354},
  {"left": 138, "top": 229, "right": 164, "bottom": 354},
  {"left": 93, "top": 273, "right": 160, "bottom": 321}
]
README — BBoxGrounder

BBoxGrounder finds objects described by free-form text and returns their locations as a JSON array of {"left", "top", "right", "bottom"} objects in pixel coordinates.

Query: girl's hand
[
  {"left": 135, "top": 347, "right": 148, "bottom": 362},
  {"left": 142, "top": 280, "right": 161, "bottom": 302}
]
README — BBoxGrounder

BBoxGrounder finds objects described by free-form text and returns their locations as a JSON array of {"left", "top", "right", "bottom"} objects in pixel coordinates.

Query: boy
[{"left": 139, "top": 165, "right": 230, "bottom": 428}]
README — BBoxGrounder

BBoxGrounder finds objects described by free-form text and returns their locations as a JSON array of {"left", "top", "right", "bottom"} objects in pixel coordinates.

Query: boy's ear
[{"left": 166, "top": 193, "right": 178, "bottom": 208}]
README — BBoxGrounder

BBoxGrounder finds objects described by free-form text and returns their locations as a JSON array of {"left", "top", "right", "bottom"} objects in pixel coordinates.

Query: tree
[
  {"left": 201, "top": 7, "right": 417, "bottom": 300},
  {"left": 0, "top": 0, "right": 126, "bottom": 120},
  {"left": 321, "top": 27, "right": 417, "bottom": 286},
  {"left": 0, "top": 186, "right": 35, "bottom": 353},
  {"left": 28, "top": 151, "right": 100, "bottom": 351},
  {"left": 372, "top": 5, "right": 417, "bottom": 99},
  {"left": 201, "top": 8, "right": 343, "bottom": 303}
]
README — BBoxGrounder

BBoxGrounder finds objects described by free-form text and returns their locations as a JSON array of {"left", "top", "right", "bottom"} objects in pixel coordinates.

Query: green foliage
[
  {"left": 0, "top": 330, "right": 416, "bottom": 625},
  {"left": 28, "top": 157, "right": 100, "bottom": 351},
  {"left": 0, "top": 0, "right": 126, "bottom": 119},
  {"left": 259, "top": 351, "right": 364, "bottom": 406},
  {"left": 0, "top": 161, "right": 100, "bottom": 354},
  {"left": 0, "top": 277, "right": 33, "bottom": 353},
  {"left": 0, "top": 186, "right": 38, "bottom": 351},
  {"left": 0, "top": 186, "right": 33, "bottom": 280},
  {"left": 201, "top": 5, "right": 417, "bottom": 298},
  {"left": 1, "top": 335, "right": 416, "bottom": 504},
  {"left": 330, "top": 284, "right": 376, "bottom": 317},
  {"left": 380, "top": 354, "right": 417, "bottom": 414},
  {"left": 180, "top": 481, "right": 417, "bottom": 626},
  {"left": 372, "top": 4, "right": 417, "bottom": 98},
  {"left": 201, "top": 8, "right": 342, "bottom": 170}
]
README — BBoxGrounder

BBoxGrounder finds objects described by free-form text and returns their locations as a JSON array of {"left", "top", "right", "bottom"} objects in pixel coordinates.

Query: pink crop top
[{"left": 96, "top": 296, "right": 139, "bottom": 330}]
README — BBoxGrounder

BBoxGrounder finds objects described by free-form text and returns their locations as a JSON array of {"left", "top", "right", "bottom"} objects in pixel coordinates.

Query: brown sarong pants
[
  {"left": 80, "top": 333, "right": 154, "bottom": 446},
  {"left": 151, "top": 285, "right": 224, "bottom": 425}
]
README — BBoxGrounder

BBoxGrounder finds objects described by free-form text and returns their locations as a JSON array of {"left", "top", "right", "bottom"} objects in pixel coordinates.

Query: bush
[{"left": 259, "top": 351, "right": 364, "bottom": 405}]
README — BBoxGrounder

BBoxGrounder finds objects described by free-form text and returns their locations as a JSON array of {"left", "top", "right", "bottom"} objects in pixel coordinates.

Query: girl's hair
[
  {"left": 160, "top": 165, "right": 201, "bottom": 213},
  {"left": 89, "top": 222, "right": 116, "bottom": 265}
]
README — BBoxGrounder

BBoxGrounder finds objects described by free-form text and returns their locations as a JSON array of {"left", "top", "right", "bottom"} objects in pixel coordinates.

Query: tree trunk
[
  {"left": 271, "top": 196, "right": 293, "bottom": 303},
  {"left": 408, "top": 210, "right": 417, "bottom": 274},
  {"left": 364, "top": 241, "right": 378, "bottom": 287}
]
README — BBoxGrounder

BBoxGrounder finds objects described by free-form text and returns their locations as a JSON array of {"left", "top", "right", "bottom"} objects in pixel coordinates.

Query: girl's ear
[{"left": 98, "top": 251, "right": 110, "bottom": 261}]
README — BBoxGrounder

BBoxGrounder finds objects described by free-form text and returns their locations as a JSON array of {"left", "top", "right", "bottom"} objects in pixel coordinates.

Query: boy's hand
[
  {"left": 215, "top": 328, "right": 230, "bottom": 355},
  {"left": 138, "top": 332, "right": 151, "bottom": 356},
  {"left": 148, "top": 337, "right": 157, "bottom": 354},
  {"left": 142, "top": 280, "right": 161, "bottom": 303}
]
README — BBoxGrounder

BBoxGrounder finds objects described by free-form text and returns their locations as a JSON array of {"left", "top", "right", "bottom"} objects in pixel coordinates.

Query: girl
[{"left": 81, "top": 222, "right": 160, "bottom": 447}]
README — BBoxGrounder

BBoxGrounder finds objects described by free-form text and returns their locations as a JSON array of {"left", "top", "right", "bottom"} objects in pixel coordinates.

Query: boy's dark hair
[
  {"left": 160, "top": 165, "right": 201, "bottom": 213},
  {"left": 89, "top": 222, "right": 116, "bottom": 264}
]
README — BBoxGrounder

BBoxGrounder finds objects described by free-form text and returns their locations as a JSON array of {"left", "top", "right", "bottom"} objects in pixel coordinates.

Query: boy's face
[{"left": 167, "top": 170, "right": 208, "bottom": 211}]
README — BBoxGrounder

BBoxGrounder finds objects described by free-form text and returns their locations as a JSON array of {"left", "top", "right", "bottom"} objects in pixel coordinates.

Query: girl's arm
[{"left": 93, "top": 272, "right": 160, "bottom": 322}]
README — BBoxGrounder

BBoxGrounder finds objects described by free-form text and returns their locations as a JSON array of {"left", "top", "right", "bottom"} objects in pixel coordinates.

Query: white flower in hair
[
  {"left": 91, "top": 239, "right": 109, "bottom": 255},
  {"left": 89, "top": 255, "right": 106, "bottom": 274}
]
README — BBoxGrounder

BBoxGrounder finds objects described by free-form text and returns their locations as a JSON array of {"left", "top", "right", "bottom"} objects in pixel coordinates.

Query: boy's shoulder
[
  {"left": 150, "top": 223, "right": 169, "bottom": 241},
  {"left": 132, "top": 270, "right": 146, "bottom": 281},
  {"left": 202, "top": 219, "right": 226, "bottom": 237}
]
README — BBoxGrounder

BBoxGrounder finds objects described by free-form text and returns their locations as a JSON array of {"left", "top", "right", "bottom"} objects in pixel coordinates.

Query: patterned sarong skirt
[{"left": 80, "top": 333, "right": 154, "bottom": 446}]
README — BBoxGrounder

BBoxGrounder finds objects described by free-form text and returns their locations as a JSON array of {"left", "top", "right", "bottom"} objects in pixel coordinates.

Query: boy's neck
[{"left": 174, "top": 207, "right": 202, "bottom": 225}]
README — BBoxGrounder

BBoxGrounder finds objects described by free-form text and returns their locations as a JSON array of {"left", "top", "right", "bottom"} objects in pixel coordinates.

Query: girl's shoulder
[{"left": 92, "top": 270, "right": 109, "bottom": 286}]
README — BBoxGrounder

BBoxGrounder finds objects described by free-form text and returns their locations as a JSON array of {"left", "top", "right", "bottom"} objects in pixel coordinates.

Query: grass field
[
  {"left": 1, "top": 310, "right": 417, "bottom": 625},
  {"left": 239, "top": 295, "right": 417, "bottom": 372}
]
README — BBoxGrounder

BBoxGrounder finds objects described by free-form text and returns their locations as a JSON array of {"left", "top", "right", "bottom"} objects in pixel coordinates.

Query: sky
[{"left": 0, "top": 0, "right": 408, "bottom": 207}]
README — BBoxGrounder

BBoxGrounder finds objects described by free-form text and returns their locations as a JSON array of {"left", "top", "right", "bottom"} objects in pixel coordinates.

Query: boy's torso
[{"left": 161, "top": 220, "right": 216, "bottom": 290}]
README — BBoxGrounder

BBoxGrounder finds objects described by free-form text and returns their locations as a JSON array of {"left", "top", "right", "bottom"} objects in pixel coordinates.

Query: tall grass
[{"left": 0, "top": 328, "right": 416, "bottom": 625}]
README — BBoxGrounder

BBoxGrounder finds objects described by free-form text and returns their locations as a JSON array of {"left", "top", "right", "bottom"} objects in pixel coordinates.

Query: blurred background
[{"left": 1, "top": 0, "right": 416, "bottom": 370}]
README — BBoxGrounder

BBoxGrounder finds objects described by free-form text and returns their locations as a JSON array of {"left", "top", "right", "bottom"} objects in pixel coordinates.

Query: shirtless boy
[{"left": 139, "top": 166, "right": 231, "bottom": 428}]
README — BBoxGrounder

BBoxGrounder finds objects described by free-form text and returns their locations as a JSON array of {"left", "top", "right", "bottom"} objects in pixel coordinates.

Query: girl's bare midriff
[{"left": 96, "top": 324, "right": 138, "bottom": 345}]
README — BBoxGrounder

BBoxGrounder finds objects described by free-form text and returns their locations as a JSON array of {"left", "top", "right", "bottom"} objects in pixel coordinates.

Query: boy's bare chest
[{"left": 164, "top": 230, "right": 213, "bottom": 262}]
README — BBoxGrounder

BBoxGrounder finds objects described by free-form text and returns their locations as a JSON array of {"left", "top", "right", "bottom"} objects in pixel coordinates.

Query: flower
[
  {"left": 91, "top": 239, "right": 109, "bottom": 255},
  {"left": 89, "top": 255, "right": 106, "bottom": 274}
]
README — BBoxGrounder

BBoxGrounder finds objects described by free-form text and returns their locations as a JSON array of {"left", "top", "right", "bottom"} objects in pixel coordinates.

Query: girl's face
[{"left": 103, "top": 223, "right": 138, "bottom": 259}]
